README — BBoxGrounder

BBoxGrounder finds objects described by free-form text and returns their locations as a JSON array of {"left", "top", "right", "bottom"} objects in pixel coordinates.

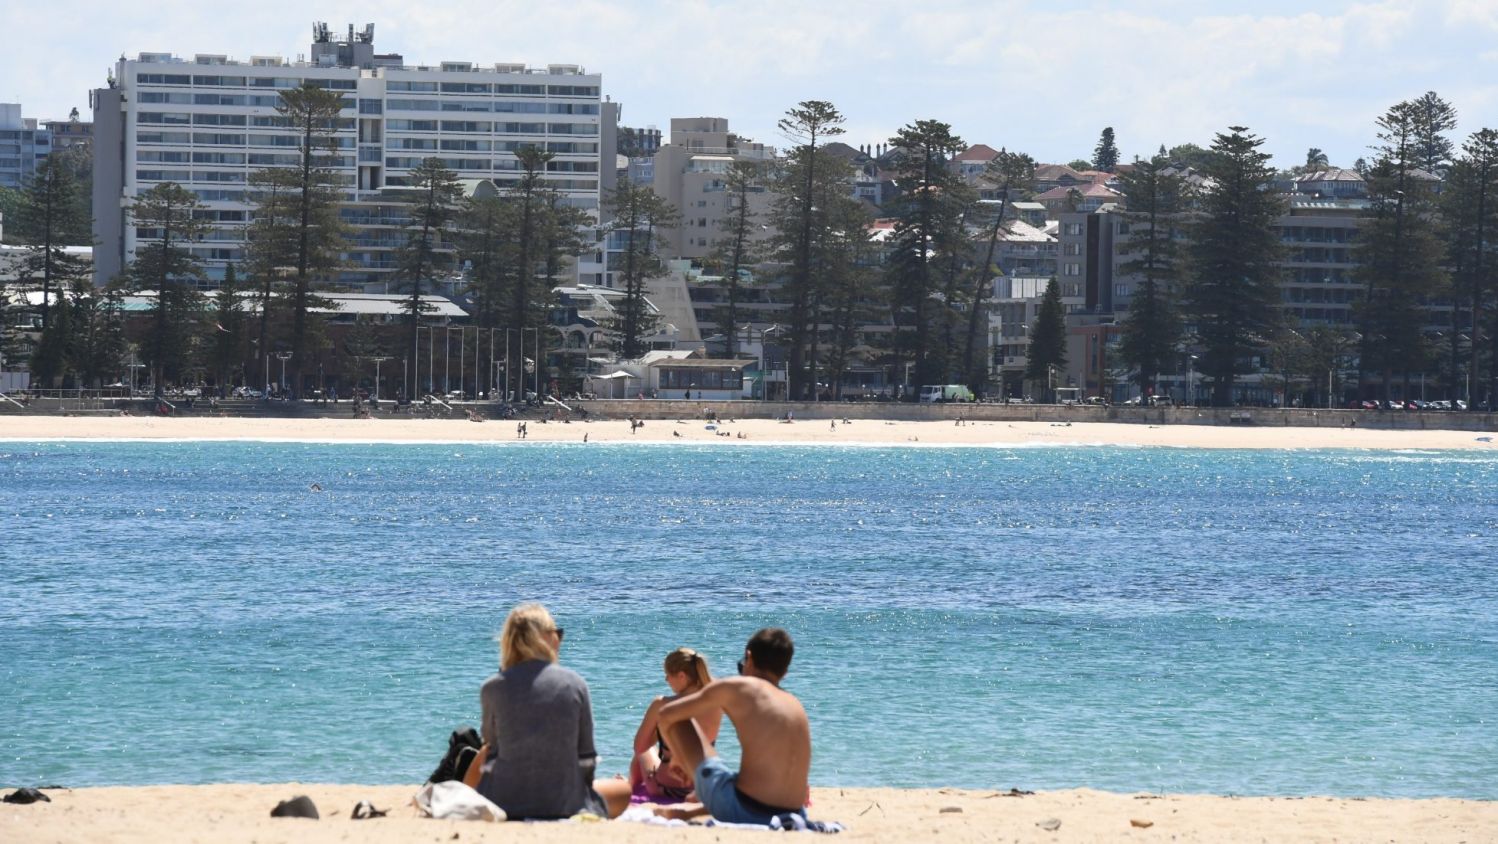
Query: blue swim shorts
[{"left": 695, "top": 756, "right": 806, "bottom": 825}]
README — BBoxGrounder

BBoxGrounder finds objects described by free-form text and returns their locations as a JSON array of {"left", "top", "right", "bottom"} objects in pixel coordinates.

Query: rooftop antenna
[
  {"left": 313, "top": 22, "right": 331, "bottom": 43},
  {"left": 360, "top": 24, "right": 375, "bottom": 44}
]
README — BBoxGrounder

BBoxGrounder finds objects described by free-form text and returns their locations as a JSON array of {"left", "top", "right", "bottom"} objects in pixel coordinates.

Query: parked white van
[{"left": 919, "top": 384, "right": 975, "bottom": 403}]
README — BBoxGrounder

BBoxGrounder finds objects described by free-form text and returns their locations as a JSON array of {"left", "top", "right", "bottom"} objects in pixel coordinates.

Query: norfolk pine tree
[
  {"left": 885, "top": 119, "right": 967, "bottom": 390},
  {"left": 16, "top": 156, "right": 90, "bottom": 330},
  {"left": 1116, "top": 155, "right": 1189, "bottom": 397},
  {"left": 1354, "top": 100, "right": 1448, "bottom": 402},
  {"left": 1410, "top": 91, "right": 1458, "bottom": 176},
  {"left": 1443, "top": 129, "right": 1498, "bottom": 406},
  {"left": 250, "top": 83, "right": 348, "bottom": 394},
  {"left": 1182, "top": 127, "right": 1284, "bottom": 407},
  {"left": 211, "top": 263, "right": 249, "bottom": 390},
  {"left": 63, "top": 279, "right": 128, "bottom": 389},
  {"left": 964, "top": 149, "right": 1035, "bottom": 392},
  {"left": 603, "top": 177, "right": 679, "bottom": 360},
  {"left": 126, "top": 182, "right": 208, "bottom": 394},
  {"left": 706, "top": 160, "right": 764, "bottom": 358},
  {"left": 776, "top": 101, "right": 845, "bottom": 400},
  {"left": 818, "top": 191, "right": 878, "bottom": 399},
  {"left": 1093, "top": 127, "right": 1120, "bottom": 173},
  {"left": 1024, "top": 278, "right": 1067, "bottom": 402},
  {"left": 394, "top": 158, "right": 463, "bottom": 397}
]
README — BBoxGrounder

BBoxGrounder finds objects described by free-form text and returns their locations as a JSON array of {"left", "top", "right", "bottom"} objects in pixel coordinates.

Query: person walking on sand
[{"left": 656, "top": 628, "right": 810, "bottom": 824}]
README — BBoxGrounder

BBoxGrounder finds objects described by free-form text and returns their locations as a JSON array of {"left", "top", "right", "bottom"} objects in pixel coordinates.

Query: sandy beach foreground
[
  {"left": 2, "top": 414, "right": 1496, "bottom": 449},
  {"left": 4, "top": 783, "right": 1495, "bottom": 843}
]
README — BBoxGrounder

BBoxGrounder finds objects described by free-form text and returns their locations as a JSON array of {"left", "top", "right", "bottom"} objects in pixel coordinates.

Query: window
[
  {"left": 250, "top": 77, "right": 301, "bottom": 89},
  {"left": 137, "top": 150, "right": 189, "bottom": 163},
  {"left": 193, "top": 113, "right": 247, "bottom": 126},
  {"left": 546, "top": 141, "right": 597, "bottom": 154},
  {"left": 193, "top": 75, "right": 246, "bottom": 86},
  {"left": 194, "top": 133, "right": 246, "bottom": 146},
  {"left": 193, "top": 152, "right": 246, "bottom": 164},
  {"left": 547, "top": 85, "right": 599, "bottom": 97},
  {"left": 246, "top": 134, "right": 297, "bottom": 147},
  {"left": 388, "top": 99, "right": 439, "bottom": 111},
  {"left": 248, "top": 153, "right": 299, "bottom": 166},
  {"left": 358, "top": 99, "right": 383, "bottom": 115},
  {"left": 199, "top": 171, "right": 246, "bottom": 182},
  {"left": 394, "top": 138, "right": 438, "bottom": 150},
  {"left": 440, "top": 82, "right": 492, "bottom": 94},
  {"left": 547, "top": 160, "right": 597, "bottom": 173},
  {"left": 136, "top": 73, "right": 191, "bottom": 85},
  {"left": 1064, "top": 222, "right": 1083, "bottom": 236},
  {"left": 442, "top": 100, "right": 494, "bottom": 112},
  {"left": 139, "top": 112, "right": 192, "bottom": 125},
  {"left": 136, "top": 169, "right": 192, "bottom": 181},
  {"left": 387, "top": 119, "right": 438, "bottom": 132},
  {"left": 492, "top": 101, "right": 545, "bottom": 113},
  {"left": 387, "top": 80, "right": 438, "bottom": 92},
  {"left": 138, "top": 131, "right": 192, "bottom": 144},
  {"left": 1062, "top": 243, "right": 1081, "bottom": 256},
  {"left": 139, "top": 91, "right": 192, "bottom": 104},
  {"left": 194, "top": 93, "right": 246, "bottom": 106},
  {"left": 440, "top": 138, "right": 490, "bottom": 151},
  {"left": 1064, "top": 263, "right": 1081, "bottom": 276},
  {"left": 547, "top": 123, "right": 598, "bottom": 135},
  {"left": 440, "top": 121, "right": 492, "bottom": 133},
  {"left": 497, "top": 122, "right": 546, "bottom": 134},
  {"left": 547, "top": 103, "right": 599, "bottom": 114},
  {"left": 494, "top": 84, "right": 545, "bottom": 95}
]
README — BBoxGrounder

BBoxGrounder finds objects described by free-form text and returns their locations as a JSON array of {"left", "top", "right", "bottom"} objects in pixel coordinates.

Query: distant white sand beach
[{"left": 2, "top": 414, "right": 1495, "bottom": 450}]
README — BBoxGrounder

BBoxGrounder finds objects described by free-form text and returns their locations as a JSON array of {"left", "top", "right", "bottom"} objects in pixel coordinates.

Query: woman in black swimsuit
[{"left": 630, "top": 647, "right": 722, "bottom": 801}]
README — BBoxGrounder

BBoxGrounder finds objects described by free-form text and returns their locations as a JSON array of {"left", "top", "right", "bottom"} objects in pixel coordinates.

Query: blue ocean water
[{"left": 1, "top": 440, "right": 1495, "bottom": 798}]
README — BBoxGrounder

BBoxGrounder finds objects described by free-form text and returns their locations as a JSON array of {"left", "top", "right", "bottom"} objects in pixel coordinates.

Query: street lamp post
[{"left": 275, "top": 352, "right": 293, "bottom": 396}]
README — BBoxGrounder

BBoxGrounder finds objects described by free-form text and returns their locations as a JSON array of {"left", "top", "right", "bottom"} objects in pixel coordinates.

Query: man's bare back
[
  {"left": 656, "top": 628, "right": 811, "bottom": 822},
  {"left": 711, "top": 675, "right": 811, "bottom": 809}
]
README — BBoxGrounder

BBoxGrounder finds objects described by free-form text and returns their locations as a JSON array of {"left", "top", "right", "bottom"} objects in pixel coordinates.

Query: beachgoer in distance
[
  {"left": 630, "top": 648, "right": 723, "bottom": 801},
  {"left": 657, "top": 628, "right": 811, "bottom": 824},
  {"left": 469, "top": 604, "right": 631, "bottom": 819}
]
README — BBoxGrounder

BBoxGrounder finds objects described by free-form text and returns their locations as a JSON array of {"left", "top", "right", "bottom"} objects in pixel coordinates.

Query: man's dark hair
[{"left": 746, "top": 627, "right": 794, "bottom": 678}]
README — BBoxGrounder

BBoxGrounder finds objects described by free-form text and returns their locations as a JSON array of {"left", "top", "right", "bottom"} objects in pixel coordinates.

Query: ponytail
[{"left": 664, "top": 647, "right": 714, "bottom": 690}]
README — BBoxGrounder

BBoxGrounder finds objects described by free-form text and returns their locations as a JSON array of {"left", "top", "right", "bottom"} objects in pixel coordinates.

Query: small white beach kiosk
[{"left": 586, "top": 370, "right": 639, "bottom": 399}]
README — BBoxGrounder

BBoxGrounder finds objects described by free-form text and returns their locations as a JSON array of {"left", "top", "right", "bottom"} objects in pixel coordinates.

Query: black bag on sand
[
  {"left": 270, "top": 795, "right": 319, "bottom": 819},
  {"left": 3, "top": 788, "right": 50, "bottom": 804},
  {"left": 427, "top": 726, "right": 483, "bottom": 784}
]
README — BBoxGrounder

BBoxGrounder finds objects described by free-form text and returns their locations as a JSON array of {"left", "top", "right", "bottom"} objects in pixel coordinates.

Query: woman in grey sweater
[{"left": 474, "top": 604, "right": 630, "bottom": 820}]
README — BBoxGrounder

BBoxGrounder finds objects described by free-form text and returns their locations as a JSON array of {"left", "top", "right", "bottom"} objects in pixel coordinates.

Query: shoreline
[
  {"left": 2, "top": 415, "right": 1497, "bottom": 450},
  {"left": 4, "top": 783, "right": 1495, "bottom": 843}
]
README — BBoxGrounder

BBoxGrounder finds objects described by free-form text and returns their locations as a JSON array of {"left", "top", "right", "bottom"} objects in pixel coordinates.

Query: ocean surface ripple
[{"left": 1, "top": 441, "right": 1494, "bottom": 797}]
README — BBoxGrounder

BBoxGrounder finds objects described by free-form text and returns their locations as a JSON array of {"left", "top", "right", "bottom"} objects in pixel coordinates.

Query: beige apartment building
[{"left": 651, "top": 117, "right": 776, "bottom": 260}]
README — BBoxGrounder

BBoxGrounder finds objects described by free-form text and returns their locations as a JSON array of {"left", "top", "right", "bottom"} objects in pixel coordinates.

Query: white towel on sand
[{"left": 413, "top": 781, "right": 507, "bottom": 822}]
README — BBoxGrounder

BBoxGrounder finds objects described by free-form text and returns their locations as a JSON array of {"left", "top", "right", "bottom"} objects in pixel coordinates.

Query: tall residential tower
[{"left": 93, "top": 24, "right": 614, "bottom": 288}]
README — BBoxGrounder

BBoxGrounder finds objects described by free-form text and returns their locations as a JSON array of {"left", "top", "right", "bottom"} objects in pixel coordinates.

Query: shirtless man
[{"left": 656, "top": 628, "right": 811, "bottom": 824}]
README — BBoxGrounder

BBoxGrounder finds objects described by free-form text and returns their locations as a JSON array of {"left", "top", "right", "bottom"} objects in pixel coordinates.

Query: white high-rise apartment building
[{"left": 93, "top": 24, "right": 615, "bottom": 289}]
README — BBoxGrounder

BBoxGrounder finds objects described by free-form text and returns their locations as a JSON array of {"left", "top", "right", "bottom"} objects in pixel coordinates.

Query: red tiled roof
[{"left": 953, "top": 144, "right": 999, "bottom": 162}]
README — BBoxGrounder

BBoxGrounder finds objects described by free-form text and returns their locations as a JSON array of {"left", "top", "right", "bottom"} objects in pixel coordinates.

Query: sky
[{"left": 7, "top": 0, "right": 1498, "bottom": 169}]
